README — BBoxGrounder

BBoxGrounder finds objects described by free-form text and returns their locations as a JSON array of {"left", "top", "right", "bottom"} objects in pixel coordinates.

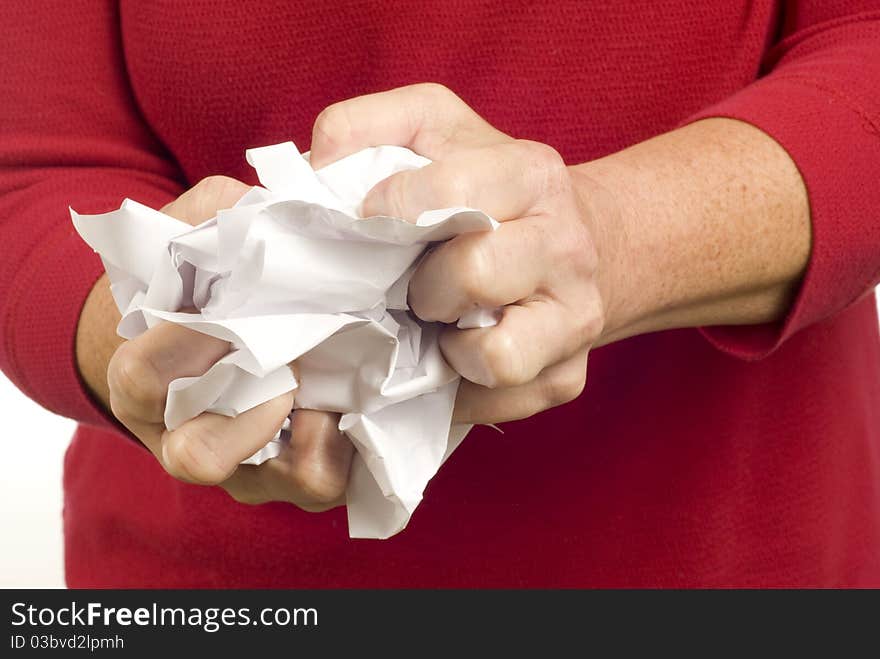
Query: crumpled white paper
[{"left": 71, "top": 141, "right": 499, "bottom": 539}]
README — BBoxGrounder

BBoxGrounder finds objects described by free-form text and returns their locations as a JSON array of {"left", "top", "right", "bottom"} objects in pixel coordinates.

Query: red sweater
[{"left": 2, "top": 0, "right": 879, "bottom": 587}]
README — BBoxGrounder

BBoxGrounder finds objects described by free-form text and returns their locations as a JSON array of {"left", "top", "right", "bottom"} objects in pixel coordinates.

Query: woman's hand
[
  {"left": 309, "top": 84, "right": 812, "bottom": 425},
  {"left": 77, "top": 176, "right": 353, "bottom": 510},
  {"left": 310, "top": 84, "right": 608, "bottom": 423}
]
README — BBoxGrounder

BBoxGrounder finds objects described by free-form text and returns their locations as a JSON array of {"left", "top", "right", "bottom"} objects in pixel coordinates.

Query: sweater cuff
[
  {"left": 2, "top": 178, "right": 179, "bottom": 432},
  {"left": 683, "top": 75, "right": 880, "bottom": 360},
  {"left": 4, "top": 224, "right": 115, "bottom": 429}
]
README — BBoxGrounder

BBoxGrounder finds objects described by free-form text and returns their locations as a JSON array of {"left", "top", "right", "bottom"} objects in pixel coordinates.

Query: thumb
[{"left": 309, "top": 83, "right": 509, "bottom": 169}]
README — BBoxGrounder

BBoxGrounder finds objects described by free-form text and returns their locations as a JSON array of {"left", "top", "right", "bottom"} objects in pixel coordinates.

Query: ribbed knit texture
[{"left": 1, "top": 0, "right": 879, "bottom": 587}]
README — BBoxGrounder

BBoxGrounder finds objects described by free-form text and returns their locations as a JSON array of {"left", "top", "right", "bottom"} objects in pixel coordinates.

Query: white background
[
  {"left": 2, "top": 298, "right": 879, "bottom": 587},
  {"left": 0, "top": 374, "right": 72, "bottom": 587}
]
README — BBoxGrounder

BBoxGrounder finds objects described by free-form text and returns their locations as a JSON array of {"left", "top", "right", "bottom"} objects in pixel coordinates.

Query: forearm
[{"left": 575, "top": 117, "right": 812, "bottom": 346}]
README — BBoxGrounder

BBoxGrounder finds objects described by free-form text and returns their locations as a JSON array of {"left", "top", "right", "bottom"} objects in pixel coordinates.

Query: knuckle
[
  {"left": 107, "top": 343, "right": 165, "bottom": 420},
  {"left": 413, "top": 82, "right": 456, "bottom": 104},
  {"left": 517, "top": 140, "right": 568, "bottom": 197},
  {"left": 407, "top": 270, "right": 436, "bottom": 321},
  {"left": 170, "top": 176, "right": 229, "bottom": 224},
  {"left": 380, "top": 172, "right": 409, "bottom": 219},
  {"left": 410, "top": 83, "right": 489, "bottom": 147},
  {"left": 163, "top": 426, "right": 231, "bottom": 485},
  {"left": 480, "top": 329, "right": 526, "bottom": 389},
  {"left": 295, "top": 473, "right": 345, "bottom": 507},
  {"left": 195, "top": 174, "right": 231, "bottom": 190},
  {"left": 452, "top": 237, "right": 494, "bottom": 308},
  {"left": 288, "top": 460, "right": 346, "bottom": 506},
  {"left": 194, "top": 175, "right": 234, "bottom": 200},
  {"left": 107, "top": 395, "right": 133, "bottom": 427},
  {"left": 408, "top": 288, "right": 439, "bottom": 322},
  {"left": 313, "top": 103, "right": 353, "bottom": 146},
  {"left": 192, "top": 175, "right": 236, "bottom": 217},
  {"left": 544, "top": 367, "right": 587, "bottom": 409},
  {"left": 411, "top": 236, "right": 494, "bottom": 324},
  {"left": 518, "top": 139, "right": 566, "bottom": 173}
]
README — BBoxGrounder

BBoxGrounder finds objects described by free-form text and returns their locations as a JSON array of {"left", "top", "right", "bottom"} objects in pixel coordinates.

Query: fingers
[
  {"left": 452, "top": 349, "right": 588, "bottom": 425},
  {"left": 362, "top": 140, "right": 568, "bottom": 221},
  {"left": 269, "top": 409, "right": 353, "bottom": 506},
  {"left": 108, "top": 176, "right": 248, "bottom": 457},
  {"left": 108, "top": 323, "right": 231, "bottom": 460},
  {"left": 376, "top": 141, "right": 573, "bottom": 325},
  {"left": 309, "top": 83, "right": 509, "bottom": 169},
  {"left": 408, "top": 217, "right": 551, "bottom": 323},
  {"left": 160, "top": 390, "right": 295, "bottom": 486},
  {"left": 109, "top": 176, "right": 353, "bottom": 509},
  {"left": 160, "top": 175, "right": 251, "bottom": 225},
  {"left": 440, "top": 297, "right": 600, "bottom": 389},
  {"left": 112, "top": 324, "right": 349, "bottom": 510},
  {"left": 222, "top": 409, "right": 353, "bottom": 512}
]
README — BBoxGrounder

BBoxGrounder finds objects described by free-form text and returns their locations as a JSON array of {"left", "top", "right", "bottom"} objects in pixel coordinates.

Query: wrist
[
  {"left": 569, "top": 161, "right": 642, "bottom": 346},
  {"left": 570, "top": 119, "right": 811, "bottom": 348},
  {"left": 75, "top": 273, "right": 123, "bottom": 412}
]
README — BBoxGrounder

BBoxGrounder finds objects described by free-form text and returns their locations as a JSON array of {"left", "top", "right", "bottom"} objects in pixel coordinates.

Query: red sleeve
[
  {"left": 0, "top": 1, "right": 183, "bottom": 428},
  {"left": 687, "top": 2, "right": 880, "bottom": 359}
]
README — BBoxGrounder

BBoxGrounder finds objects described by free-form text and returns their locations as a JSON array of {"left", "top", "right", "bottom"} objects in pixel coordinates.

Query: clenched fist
[
  {"left": 310, "top": 83, "right": 607, "bottom": 423},
  {"left": 78, "top": 176, "right": 354, "bottom": 511}
]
